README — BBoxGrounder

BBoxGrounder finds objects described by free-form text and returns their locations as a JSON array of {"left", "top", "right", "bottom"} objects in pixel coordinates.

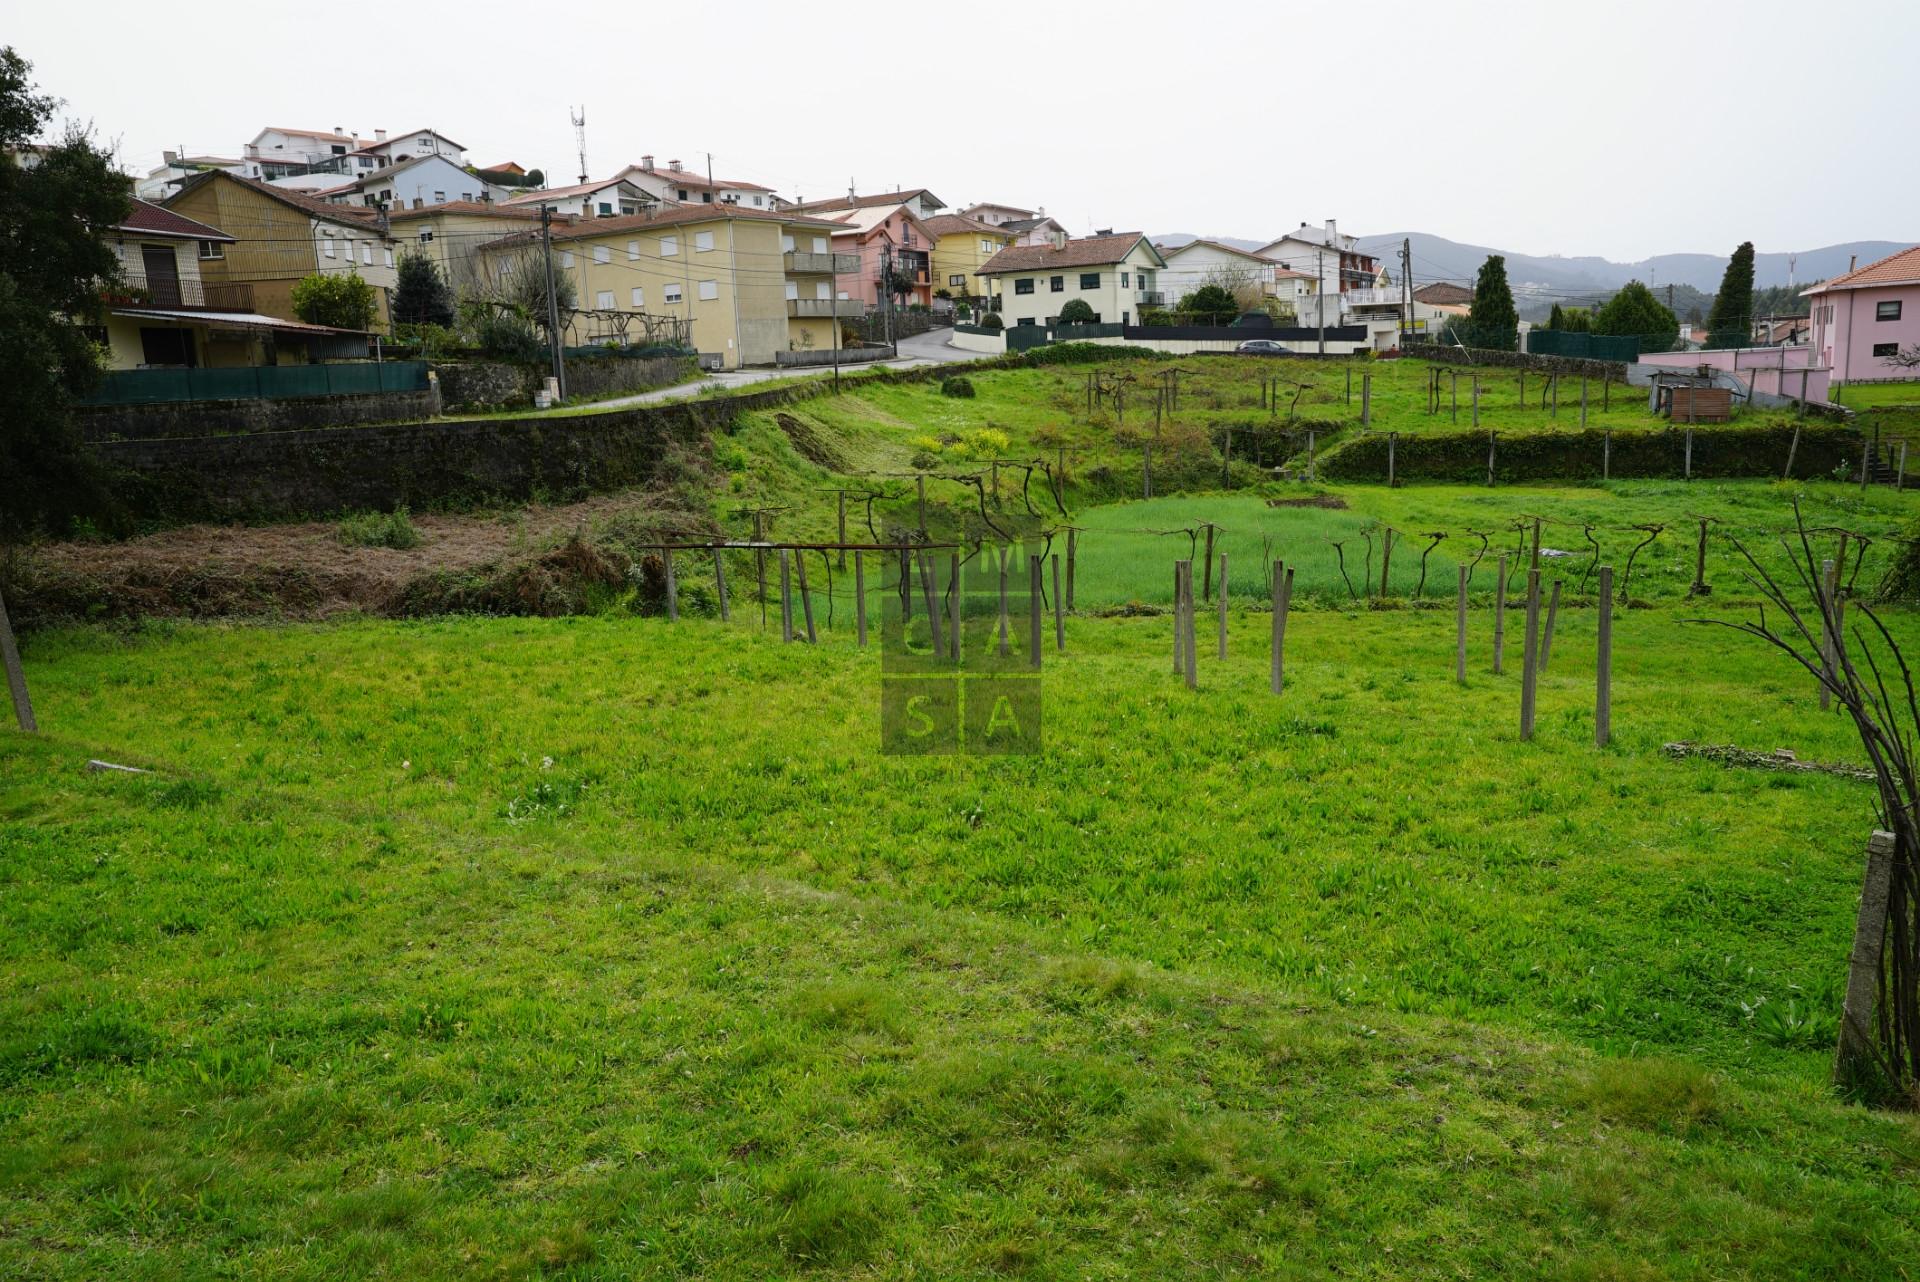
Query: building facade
[
  {"left": 925, "top": 214, "right": 1015, "bottom": 307},
  {"left": 1805, "top": 246, "right": 1920, "bottom": 384},
  {"left": 977, "top": 232, "right": 1168, "bottom": 328}
]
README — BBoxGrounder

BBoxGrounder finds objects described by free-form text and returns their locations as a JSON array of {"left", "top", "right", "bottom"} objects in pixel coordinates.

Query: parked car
[{"left": 1235, "top": 339, "right": 1293, "bottom": 356}]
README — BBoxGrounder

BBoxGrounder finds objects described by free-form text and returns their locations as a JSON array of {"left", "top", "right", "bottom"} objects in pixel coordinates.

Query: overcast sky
[{"left": 13, "top": 0, "right": 1915, "bottom": 263}]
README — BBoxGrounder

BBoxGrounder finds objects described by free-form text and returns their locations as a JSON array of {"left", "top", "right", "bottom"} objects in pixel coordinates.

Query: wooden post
[
  {"left": 1685, "top": 428, "right": 1693, "bottom": 479},
  {"left": 1530, "top": 517, "right": 1542, "bottom": 570},
  {"left": 1450, "top": 371, "right": 1458, "bottom": 424},
  {"left": 0, "top": 584, "right": 35, "bottom": 733},
  {"left": 1471, "top": 376, "right": 1480, "bottom": 428},
  {"left": 1519, "top": 370, "right": 1525, "bottom": 407},
  {"left": 899, "top": 548, "right": 912, "bottom": 624},
  {"left": 1596, "top": 566, "right": 1613, "bottom": 747},
  {"left": 1836, "top": 830, "right": 1897, "bottom": 1088},
  {"left": 1861, "top": 439, "right": 1872, "bottom": 490},
  {"left": 1143, "top": 440, "right": 1153, "bottom": 499},
  {"left": 1306, "top": 430, "right": 1316, "bottom": 483},
  {"left": 917, "top": 474, "right": 928, "bottom": 533},
  {"left": 1361, "top": 373, "right": 1372, "bottom": 426},
  {"left": 997, "top": 548, "right": 1011, "bottom": 657},
  {"left": 1487, "top": 432, "right": 1497, "bottom": 486},
  {"left": 1454, "top": 562, "right": 1469, "bottom": 685},
  {"left": 795, "top": 550, "right": 817, "bottom": 643},
  {"left": 1387, "top": 432, "right": 1397, "bottom": 488},
  {"left": 1271, "top": 561, "right": 1291, "bottom": 694},
  {"left": 1603, "top": 430, "right": 1612, "bottom": 481},
  {"left": 1217, "top": 552, "right": 1228, "bottom": 659},
  {"left": 754, "top": 513, "right": 769, "bottom": 627},
  {"left": 714, "top": 549, "right": 731, "bottom": 622},
  {"left": 1025, "top": 556, "right": 1042, "bottom": 667},
  {"left": 778, "top": 549, "right": 795, "bottom": 643},
  {"left": 1173, "top": 561, "right": 1185, "bottom": 676},
  {"left": 662, "top": 547, "right": 678, "bottom": 622},
  {"left": 1183, "top": 560, "right": 1198, "bottom": 690},
  {"left": 918, "top": 551, "right": 943, "bottom": 659},
  {"left": 1202, "top": 525, "right": 1216, "bottom": 602},
  {"left": 1539, "top": 579, "right": 1562, "bottom": 672},
  {"left": 1345, "top": 365, "right": 1352, "bottom": 404},
  {"left": 1520, "top": 569, "right": 1541, "bottom": 741},
  {"left": 1784, "top": 425, "right": 1801, "bottom": 479},
  {"left": 1603, "top": 376, "right": 1611, "bottom": 413},
  {"left": 1690, "top": 518, "right": 1709, "bottom": 596},
  {"left": 1900, "top": 441, "right": 1909, "bottom": 491},
  {"left": 1550, "top": 373, "right": 1558, "bottom": 418},
  {"left": 1819, "top": 558, "right": 1836, "bottom": 711},
  {"left": 837, "top": 492, "right": 848, "bottom": 569},
  {"left": 949, "top": 552, "right": 962, "bottom": 663},
  {"left": 854, "top": 551, "right": 867, "bottom": 646},
  {"left": 1053, "top": 553, "right": 1065, "bottom": 651},
  {"left": 1379, "top": 527, "right": 1393, "bottom": 597},
  {"left": 1492, "top": 554, "right": 1508, "bottom": 675},
  {"left": 1066, "top": 528, "right": 1078, "bottom": 611}
]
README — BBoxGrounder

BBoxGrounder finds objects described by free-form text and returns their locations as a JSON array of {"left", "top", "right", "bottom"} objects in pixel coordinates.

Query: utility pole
[
  {"left": 1401, "top": 237, "right": 1412, "bottom": 347},
  {"left": 540, "top": 204, "right": 567, "bottom": 398},
  {"left": 882, "top": 242, "right": 895, "bottom": 349},
  {"left": 1316, "top": 247, "right": 1326, "bottom": 357}
]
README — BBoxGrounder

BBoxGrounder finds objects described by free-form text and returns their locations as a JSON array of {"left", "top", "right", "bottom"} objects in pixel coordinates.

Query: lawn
[
  {"left": 5, "top": 599, "right": 1920, "bottom": 1276},
  {"left": 1834, "top": 380, "right": 1920, "bottom": 410}
]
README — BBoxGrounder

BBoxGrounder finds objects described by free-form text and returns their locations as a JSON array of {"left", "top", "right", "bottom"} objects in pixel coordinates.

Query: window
[
  {"left": 360, "top": 242, "right": 373, "bottom": 265},
  {"left": 198, "top": 240, "right": 223, "bottom": 260},
  {"left": 664, "top": 282, "right": 683, "bottom": 303},
  {"left": 631, "top": 286, "right": 644, "bottom": 308},
  {"left": 596, "top": 290, "right": 615, "bottom": 309},
  {"left": 812, "top": 236, "right": 827, "bottom": 254},
  {"left": 949, "top": 274, "right": 966, "bottom": 287},
  {"left": 701, "top": 192, "right": 713, "bottom": 203},
  {"left": 561, "top": 250, "right": 575, "bottom": 268},
  {"left": 383, "top": 248, "right": 393, "bottom": 267},
  {"left": 1877, "top": 300, "right": 1904, "bottom": 322},
  {"left": 661, "top": 235, "right": 678, "bottom": 256},
  {"left": 461, "top": 191, "right": 474, "bottom": 202},
  {"left": 1080, "top": 272, "right": 1100, "bottom": 290},
  {"left": 322, "top": 237, "right": 335, "bottom": 258},
  {"left": 1016, "top": 317, "right": 1037, "bottom": 326},
  {"left": 1874, "top": 342, "right": 1900, "bottom": 357},
  {"left": 1015, "top": 279, "right": 1035, "bottom": 295},
  {"left": 980, "top": 238, "right": 995, "bottom": 253},
  {"left": 752, "top": 195, "right": 763, "bottom": 206},
  {"left": 694, "top": 231, "right": 714, "bottom": 252},
  {"left": 628, "top": 239, "right": 640, "bottom": 261},
  {"left": 1121, "top": 272, "right": 1130, "bottom": 288},
  {"left": 816, "top": 282, "right": 830, "bottom": 300},
  {"left": 785, "top": 281, "right": 799, "bottom": 300},
  {"left": 418, "top": 230, "right": 434, "bottom": 243},
  {"left": 698, "top": 279, "right": 718, "bottom": 300},
  {"left": 781, "top": 234, "right": 796, "bottom": 252},
  {"left": 433, "top": 191, "right": 446, "bottom": 203},
  {"left": 1050, "top": 276, "right": 1064, "bottom": 292},
  {"left": 593, "top": 245, "right": 610, "bottom": 264},
  {"left": 677, "top": 188, "right": 688, "bottom": 201}
]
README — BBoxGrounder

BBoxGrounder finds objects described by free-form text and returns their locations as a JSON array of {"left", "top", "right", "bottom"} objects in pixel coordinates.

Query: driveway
[{"left": 583, "top": 326, "right": 997, "bottom": 410}]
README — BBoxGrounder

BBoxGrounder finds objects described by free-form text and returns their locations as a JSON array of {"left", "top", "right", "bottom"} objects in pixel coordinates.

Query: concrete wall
[
  {"left": 1811, "top": 282, "right": 1920, "bottom": 384},
  {"left": 950, "top": 327, "right": 1005, "bottom": 354},
  {"left": 77, "top": 384, "right": 441, "bottom": 441},
  {"left": 1638, "top": 347, "right": 1831, "bottom": 404}
]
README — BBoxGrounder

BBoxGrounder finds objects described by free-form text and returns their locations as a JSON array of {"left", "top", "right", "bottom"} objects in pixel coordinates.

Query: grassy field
[
  {"left": 1834, "top": 380, "right": 1920, "bottom": 410},
  {"left": 6, "top": 600, "right": 1920, "bottom": 1276}
]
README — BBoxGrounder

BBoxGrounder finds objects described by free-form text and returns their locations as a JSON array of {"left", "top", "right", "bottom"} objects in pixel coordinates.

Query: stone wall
[
  {"left": 1412, "top": 344, "right": 1627, "bottom": 382},
  {"left": 774, "top": 346, "right": 896, "bottom": 367},
  {"left": 76, "top": 385, "right": 442, "bottom": 442},
  {"left": 433, "top": 355, "right": 696, "bottom": 411}
]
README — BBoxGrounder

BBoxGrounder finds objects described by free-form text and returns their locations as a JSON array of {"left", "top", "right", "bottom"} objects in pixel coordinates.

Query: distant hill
[{"left": 1150, "top": 229, "right": 1907, "bottom": 294}]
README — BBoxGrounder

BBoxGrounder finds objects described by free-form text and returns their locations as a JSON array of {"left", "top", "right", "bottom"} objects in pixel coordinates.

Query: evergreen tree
[
  {"left": 393, "top": 251, "right": 455, "bottom": 328},
  {"left": 0, "top": 46, "right": 129, "bottom": 542},
  {"left": 1057, "top": 298, "right": 1095, "bottom": 325},
  {"left": 1178, "top": 284, "right": 1238, "bottom": 325},
  {"left": 1706, "top": 241, "right": 1756, "bottom": 348},
  {"left": 1468, "top": 255, "right": 1517, "bottom": 349},
  {"left": 1592, "top": 281, "right": 1679, "bottom": 352},
  {"left": 291, "top": 271, "right": 378, "bottom": 330},
  {"left": 1548, "top": 303, "right": 1565, "bottom": 330}
]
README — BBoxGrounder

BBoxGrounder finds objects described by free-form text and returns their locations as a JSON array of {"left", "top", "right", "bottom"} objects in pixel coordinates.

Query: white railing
[{"left": 1343, "top": 288, "right": 1401, "bottom": 308}]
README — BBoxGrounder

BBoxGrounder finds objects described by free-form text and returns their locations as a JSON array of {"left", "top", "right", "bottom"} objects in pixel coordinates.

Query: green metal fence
[
  {"left": 1005, "top": 325, "right": 1053, "bottom": 353},
  {"left": 81, "top": 361, "right": 430, "bottom": 406},
  {"left": 1525, "top": 330, "right": 1640, "bottom": 362}
]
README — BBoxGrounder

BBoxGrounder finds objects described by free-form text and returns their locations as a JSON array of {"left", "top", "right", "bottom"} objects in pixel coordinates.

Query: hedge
[{"left": 1319, "top": 423, "right": 1862, "bottom": 484}]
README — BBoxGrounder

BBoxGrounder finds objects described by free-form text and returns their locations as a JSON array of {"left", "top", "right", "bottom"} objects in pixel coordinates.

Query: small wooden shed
[{"left": 1668, "top": 385, "right": 1732, "bottom": 423}]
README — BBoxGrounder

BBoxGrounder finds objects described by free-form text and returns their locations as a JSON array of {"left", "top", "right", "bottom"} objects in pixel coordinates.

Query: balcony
[
  {"left": 1136, "top": 290, "right": 1165, "bottom": 307},
  {"left": 1343, "top": 287, "right": 1402, "bottom": 309},
  {"left": 785, "top": 250, "right": 861, "bottom": 275},
  {"left": 101, "top": 271, "right": 255, "bottom": 312},
  {"left": 787, "top": 297, "right": 864, "bottom": 318}
]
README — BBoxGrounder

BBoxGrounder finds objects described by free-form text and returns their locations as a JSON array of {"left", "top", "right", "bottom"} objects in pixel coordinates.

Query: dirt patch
[
  {"left": 1267, "top": 495, "right": 1349, "bottom": 510},
  {"left": 9, "top": 489, "right": 707, "bottom": 626},
  {"left": 774, "top": 412, "right": 849, "bottom": 471}
]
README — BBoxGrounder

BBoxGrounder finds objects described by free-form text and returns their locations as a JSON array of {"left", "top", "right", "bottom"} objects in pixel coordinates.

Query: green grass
[
  {"left": 335, "top": 506, "right": 422, "bottom": 550},
  {"left": 5, "top": 602, "right": 1920, "bottom": 1276},
  {"left": 1834, "top": 380, "right": 1920, "bottom": 410}
]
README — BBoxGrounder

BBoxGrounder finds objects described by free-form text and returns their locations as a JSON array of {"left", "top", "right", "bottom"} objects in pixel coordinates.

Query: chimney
[
  {"left": 641, "top": 154, "right": 654, "bottom": 171},
  {"left": 375, "top": 128, "right": 387, "bottom": 142},
  {"left": 1850, "top": 254, "right": 1858, "bottom": 272},
  {"left": 1326, "top": 218, "right": 1337, "bottom": 241},
  {"left": 163, "top": 149, "right": 178, "bottom": 165},
  {"left": 334, "top": 126, "right": 345, "bottom": 137},
  {"left": 668, "top": 158, "right": 681, "bottom": 172}
]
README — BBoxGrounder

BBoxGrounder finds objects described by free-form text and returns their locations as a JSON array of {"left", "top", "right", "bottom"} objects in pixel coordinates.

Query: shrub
[
  {"left": 291, "top": 271, "right": 378, "bottom": 331},
  {"left": 336, "top": 507, "right": 422, "bottom": 550},
  {"left": 979, "top": 312, "right": 1003, "bottom": 332},
  {"left": 1058, "top": 299, "right": 1096, "bottom": 325},
  {"left": 941, "top": 376, "right": 975, "bottom": 398},
  {"left": 1026, "top": 342, "right": 1164, "bottom": 366}
]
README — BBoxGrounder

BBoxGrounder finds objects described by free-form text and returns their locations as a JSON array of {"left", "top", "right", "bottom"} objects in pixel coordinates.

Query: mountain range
[{"left": 1152, "top": 231, "right": 1904, "bottom": 295}]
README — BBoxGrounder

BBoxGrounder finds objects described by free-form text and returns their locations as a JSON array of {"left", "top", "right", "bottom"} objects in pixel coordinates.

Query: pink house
[
  {"left": 1805, "top": 245, "right": 1920, "bottom": 383},
  {"left": 822, "top": 204, "right": 935, "bottom": 309}
]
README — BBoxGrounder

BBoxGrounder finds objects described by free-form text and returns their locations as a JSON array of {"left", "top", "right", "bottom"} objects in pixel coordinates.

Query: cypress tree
[
  {"left": 394, "top": 251, "right": 456, "bottom": 328},
  {"left": 1469, "top": 255, "right": 1518, "bottom": 350},
  {"left": 1548, "top": 302, "right": 1565, "bottom": 330},
  {"left": 1706, "top": 241, "right": 1755, "bottom": 349}
]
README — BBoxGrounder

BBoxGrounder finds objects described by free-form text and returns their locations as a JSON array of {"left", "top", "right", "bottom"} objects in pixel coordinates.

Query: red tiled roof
[
  {"left": 502, "top": 178, "right": 643, "bottom": 203},
  {"left": 482, "top": 204, "right": 845, "bottom": 249},
  {"left": 791, "top": 188, "right": 941, "bottom": 213},
  {"left": 1413, "top": 281, "right": 1474, "bottom": 305},
  {"left": 1805, "top": 245, "right": 1920, "bottom": 293},
  {"left": 627, "top": 164, "right": 775, "bottom": 193},
  {"left": 387, "top": 200, "right": 542, "bottom": 222},
  {"left": 169, "top": 171, "right": 384, "bottom": 226},
  {"left": 922, "top": 214, "right": 1009, "bottom": 239},
  {"left": 117, "top": 198, "right": 233, "bottom": 242},
  {"left": 978, "top": 232, "right": 1155, "bottom": 275}
]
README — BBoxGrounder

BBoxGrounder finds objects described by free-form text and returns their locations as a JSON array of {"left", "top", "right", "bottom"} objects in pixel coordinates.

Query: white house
[
  {"left": 356, "top": 127, "right": 467, "bottom": 168},
  {"left": 1254, "top": 219, "right": 1381, "bottom": 301},
  {"left": 501, "top": 178, "right": 654, "bottom": 219},
  {"left": 1155, "top": 239, "right": 1316, "bottom": 316},
  {"left": 137, "top": 151, "right": 245, "bottom": 200},
  {"left": 961, "top": 201, "right": 1036, "bottom": 227},
  {"left": 327, "top": 154, "right": 504, "bottom": 210},
  {"left": 615, "top": 156, "right": 782, "bottom": 209},
  {"left": 977, "top": 232, "right": 1168, "bottom": 329}
]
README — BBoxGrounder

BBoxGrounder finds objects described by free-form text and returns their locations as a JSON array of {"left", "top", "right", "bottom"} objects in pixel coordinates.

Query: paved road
[{"left": 587, "top": 327, "right": 995, "bottom": 410}]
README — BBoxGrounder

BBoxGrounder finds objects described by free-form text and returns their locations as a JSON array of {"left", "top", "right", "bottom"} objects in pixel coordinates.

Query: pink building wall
[
  {"left": 1810, "top": 282, "right": 1920, "bottom": 383},
  {"left": 1638, "top": 346, "right": 1831, "bottom": 403},
  {"left": 829, "top": 213, "right": 933, "bottom": 309}
]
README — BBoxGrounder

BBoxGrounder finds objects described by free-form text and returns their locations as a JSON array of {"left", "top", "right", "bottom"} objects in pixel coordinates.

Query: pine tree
[
  {"left": 1592, "top": 281, "right": 1679, "bottom": 352},
  {"left": 1706, "top": 241, "right": 1755, "bottom": 349},
  {"left": 1548, "top": 303, "right": 1565, "bottom": 330},
  {"left": 393, "top": 251, "right": 455, "bottom": 328},
  {"left": 1468, "top": 255, "right": 1518, "bottom": 349}
]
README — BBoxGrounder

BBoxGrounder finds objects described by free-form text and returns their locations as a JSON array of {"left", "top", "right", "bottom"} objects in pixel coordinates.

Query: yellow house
[
  {"left": 478, "top": 206, "right": 860, "bottom": 368},
  {"left": 925, "top": 214, "right": 1014, "bottom": 308},
  {"left": 386, "top": 199, "right": 543, "bottom": 299},
  {"left": 166, "top": 171, "right": 399, "bottom": 329}
]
